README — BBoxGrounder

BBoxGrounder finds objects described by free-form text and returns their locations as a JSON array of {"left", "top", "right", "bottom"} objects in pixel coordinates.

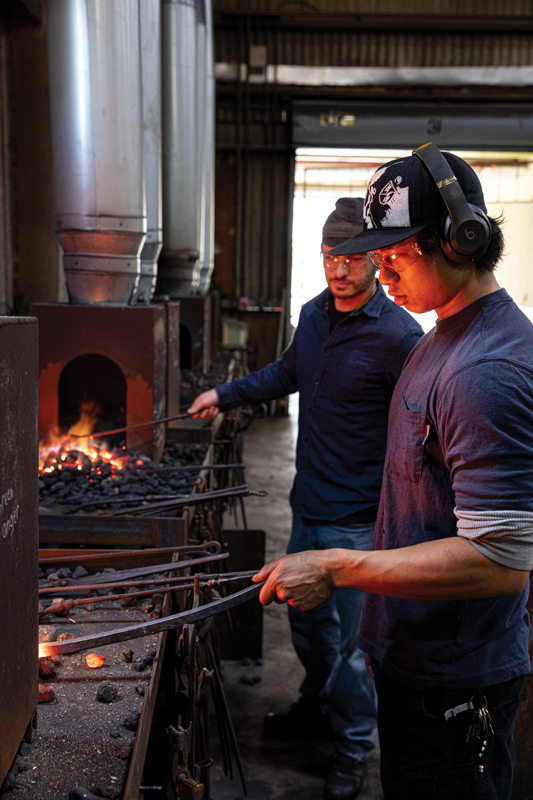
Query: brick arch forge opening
[{"left": 58, "top": 354, "right": 127, "bottom": 442}]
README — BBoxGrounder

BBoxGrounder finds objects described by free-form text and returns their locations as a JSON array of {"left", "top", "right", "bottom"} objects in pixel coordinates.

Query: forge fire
[{"left": 38, "top": 403, "right": 208, "bottom": 513}]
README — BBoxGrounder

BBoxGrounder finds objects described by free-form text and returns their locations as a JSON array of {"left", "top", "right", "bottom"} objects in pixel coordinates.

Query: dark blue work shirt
[
  {"left": 216, "top": 284, "right": 423, "bottom": 521},
  {"left": 360, "top": 290, "right": 533, "bottom": 689}
]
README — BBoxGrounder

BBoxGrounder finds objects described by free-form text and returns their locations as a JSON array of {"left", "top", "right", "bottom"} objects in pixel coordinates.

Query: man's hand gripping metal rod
[{"left": 39, "top": 582, "right": 264, "bottom": 658}]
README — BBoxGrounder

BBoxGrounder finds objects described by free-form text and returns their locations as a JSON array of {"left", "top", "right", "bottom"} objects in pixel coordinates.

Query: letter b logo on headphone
[{"left": 457, "top": 220, "right": 485, "bottom": 252}]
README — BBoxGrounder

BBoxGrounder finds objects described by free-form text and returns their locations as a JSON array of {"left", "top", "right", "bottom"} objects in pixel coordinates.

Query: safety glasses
[
  {"left": 322, "top": 253, "right": 369, "bottom": 271},
  {"left": 368, "top": 238, "right": 423, "bottom": 272}
]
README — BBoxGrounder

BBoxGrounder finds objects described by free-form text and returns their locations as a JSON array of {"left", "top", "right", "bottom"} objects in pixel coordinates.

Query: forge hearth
[{"left": 31, "top": 303, "right": 180, "bottom": 460}]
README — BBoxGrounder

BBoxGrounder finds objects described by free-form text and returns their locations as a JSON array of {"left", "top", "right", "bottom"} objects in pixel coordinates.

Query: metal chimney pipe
[
  {"left": 47, "top": 0, "right": 146, "bottom": 305},
  {"left": 195, "top": 0, "right": 207, "bottom": 285},
  {"left": 159, "top": 0, "right": 201, "bottom": 297},
  {"left": 131, "top": 0, "right": 163, "bottom": 304},
  {"left": 198, "top": 0, "right": 215, "bottom": 295}
]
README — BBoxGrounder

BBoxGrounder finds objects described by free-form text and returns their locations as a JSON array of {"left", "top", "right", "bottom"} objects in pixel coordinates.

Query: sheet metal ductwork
[
  {"left": 131, "top": 0, "right": 163, "bottom": 305},
  {"left": 198, "top": 0, "right": 215, "bottom": 296},
  {"left": 47, "top": 0, "right": 146, "bottom": 305},
  {"left": 159, "top": 0, "right": 202, "bottom": 297},
  {"left": 195, "top": 0, "right": 207, "bottom": 288}
]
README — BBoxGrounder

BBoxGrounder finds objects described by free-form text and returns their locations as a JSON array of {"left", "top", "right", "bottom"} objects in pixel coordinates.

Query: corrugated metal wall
[
  {"left": 213, "top": 1, "right": 531, "bottom": 16},
  {"left": 239, "top": 150, "right": 293, "bottom": 301},
  {"left": 213, "top": 149, "right": 293, "bottom": 303},
  {"left": 216, "top": 29, "right": 533, "bottom": 68}
]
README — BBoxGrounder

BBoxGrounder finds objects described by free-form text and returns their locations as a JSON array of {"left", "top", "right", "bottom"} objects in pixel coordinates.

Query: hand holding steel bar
[{"left": 39, "top": 582, "right": 264, "bottom": 657}]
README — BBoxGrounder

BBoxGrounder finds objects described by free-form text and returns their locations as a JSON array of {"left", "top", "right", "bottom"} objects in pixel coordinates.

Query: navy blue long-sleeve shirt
[{"left": 216, "top": 284, "right": 423, "bottom": 521}]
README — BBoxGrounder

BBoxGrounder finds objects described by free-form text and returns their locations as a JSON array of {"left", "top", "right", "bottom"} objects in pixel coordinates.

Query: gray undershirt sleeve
[{"left": 455, "top": 508, "right": 533, "bottom": 571}]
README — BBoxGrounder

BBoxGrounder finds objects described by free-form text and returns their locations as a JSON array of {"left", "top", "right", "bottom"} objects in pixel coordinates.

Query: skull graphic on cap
[{"left": 364, "top": 164, "right": 411, "bottom": 230}]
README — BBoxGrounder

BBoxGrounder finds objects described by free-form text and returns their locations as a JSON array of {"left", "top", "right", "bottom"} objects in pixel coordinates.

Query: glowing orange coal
[
  {"left": 38, "top": 400, "right": 130, "bottom": 477},
  {"left": 85, "top": 653, "right": 106, "bottom": 669}
]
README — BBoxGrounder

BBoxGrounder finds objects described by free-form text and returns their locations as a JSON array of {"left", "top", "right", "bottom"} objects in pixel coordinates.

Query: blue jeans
[
  {"left": 373, "top": 661, "right": 524, "bottom": 800},
  {"left": 287, "top": 512, "right": 377, "bottom": 762}
]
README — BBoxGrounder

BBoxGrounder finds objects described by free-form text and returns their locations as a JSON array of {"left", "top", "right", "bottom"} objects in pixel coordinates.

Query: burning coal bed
[{"left": 38, "top": 442, "right": 208, "bottom": 515}]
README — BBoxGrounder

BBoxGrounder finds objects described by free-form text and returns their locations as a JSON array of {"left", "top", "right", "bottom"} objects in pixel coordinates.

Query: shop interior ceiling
[
  {"left": 213, "top": 0, "right": 533, "bottom": 102},
  {"left": 213, "top": 0, "right": 533, "bottom": 302}
]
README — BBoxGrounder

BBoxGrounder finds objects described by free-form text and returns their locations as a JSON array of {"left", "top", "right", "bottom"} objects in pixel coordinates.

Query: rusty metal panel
[
  {"left": 39, "top": 514, "right": 188, "bottom": 549},
  {"left": 0, "top": 317, "right": 39, "bottom": 786},
  {"left": 166, "top": 302, "right": 181, "bottom": 422}
]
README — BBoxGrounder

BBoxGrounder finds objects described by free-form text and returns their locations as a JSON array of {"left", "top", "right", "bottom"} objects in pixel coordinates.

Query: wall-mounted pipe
[
  {"left": 195, "top": 0, "right": 207, "bottom": 291},
  {"left": 159, "top": 0, "right": 201, "bottom": 297},
  {"left": 47, "top": 0, "right": 146, "bottom": 305},
  {"left": 131, "top": 0, "right": 163, "bottom": 304},
  {"left": 198, "top": 0, "right": 215, "bottom": 295}
]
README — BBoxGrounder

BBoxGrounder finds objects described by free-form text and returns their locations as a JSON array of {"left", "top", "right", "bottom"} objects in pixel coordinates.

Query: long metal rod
[
  {"left": 39, "top": 582, "right": 263, "bottom": 657},
  {"left": 39, "top": 570, "right": 259, "bottom": 596},
  {"left": 136, "top": 463, "right": 246, "bottom": 474},
  {"left": 40, "top": 574, "right": 255, "bottom": 617},
  {"left": 44, "top": 552, "right": 229, "bottom": 588},
  {"left": 65, "top": 413, "right": 191, "bottom": 442},
  {"left": 66, "top": 485, "right": 257, "bottom": 517},
  {"left": 67, "top": 492, "right": 193, "bottom": 514},
  {"left": 39, "top": 541, "right": 221, "bottom": 565},
  {"left": 111, "top": 484, "right": 267, "bottom": 517}
]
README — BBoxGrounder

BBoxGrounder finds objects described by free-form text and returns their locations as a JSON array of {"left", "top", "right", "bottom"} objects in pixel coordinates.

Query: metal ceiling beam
[{"left": 214, "top": 13, "right": 533, "bottom": 32}]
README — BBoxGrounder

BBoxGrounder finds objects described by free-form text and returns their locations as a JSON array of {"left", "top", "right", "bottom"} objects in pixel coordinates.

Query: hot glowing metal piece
[{"left": 85, "top": 653, "right": 106, "bottom": 669}]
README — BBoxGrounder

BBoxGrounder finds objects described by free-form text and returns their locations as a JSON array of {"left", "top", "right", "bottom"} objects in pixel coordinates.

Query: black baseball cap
[{"left": 329, "top": 147, "right": 487, "bottom": 255}]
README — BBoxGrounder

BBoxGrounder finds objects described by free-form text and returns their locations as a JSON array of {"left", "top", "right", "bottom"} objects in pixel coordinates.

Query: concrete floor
[{"left": 210, "top": 405, "right": 383, "bottom": 800}]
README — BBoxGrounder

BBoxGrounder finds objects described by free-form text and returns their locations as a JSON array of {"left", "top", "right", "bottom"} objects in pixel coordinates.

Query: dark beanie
[{"left": 322, "top": 197, "right": 364, "bottom": 247}]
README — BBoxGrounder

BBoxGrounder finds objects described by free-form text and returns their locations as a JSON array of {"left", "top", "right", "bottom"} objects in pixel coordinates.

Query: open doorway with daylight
[{"left": 291, "top": 148, "right": 533, "bottom": 333}]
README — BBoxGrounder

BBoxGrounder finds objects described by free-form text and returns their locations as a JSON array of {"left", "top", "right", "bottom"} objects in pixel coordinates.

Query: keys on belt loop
[
  {"left": 465, "top": 695, "right": 494, "bottom": 774},
  {"left": 444, "top": 694, "right": 495, "bottom": 775},
  {"left": 443, "top": 700, "right": 474, "bottom": 721}
]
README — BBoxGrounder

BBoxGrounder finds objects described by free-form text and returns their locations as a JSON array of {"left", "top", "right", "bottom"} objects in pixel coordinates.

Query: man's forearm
[
  {"left": 328, "top": 537, "right": 529, "bottom": 601},
  {"left": 254, "top": 536, "right": 529, "bottom": 609}
]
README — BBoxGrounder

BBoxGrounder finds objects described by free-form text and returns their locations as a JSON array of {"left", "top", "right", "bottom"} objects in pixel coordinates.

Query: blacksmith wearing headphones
[
  {"left": 254, "top": 144, "right": 533, "bottom": 800},
  {"left": 190, "top": 197, "right": 423, "bottom": 800}
]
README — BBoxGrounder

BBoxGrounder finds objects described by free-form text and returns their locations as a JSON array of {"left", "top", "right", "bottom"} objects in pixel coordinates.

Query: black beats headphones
[{"left": 413, "top": 143, "right": 491, "bottom": 264}]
